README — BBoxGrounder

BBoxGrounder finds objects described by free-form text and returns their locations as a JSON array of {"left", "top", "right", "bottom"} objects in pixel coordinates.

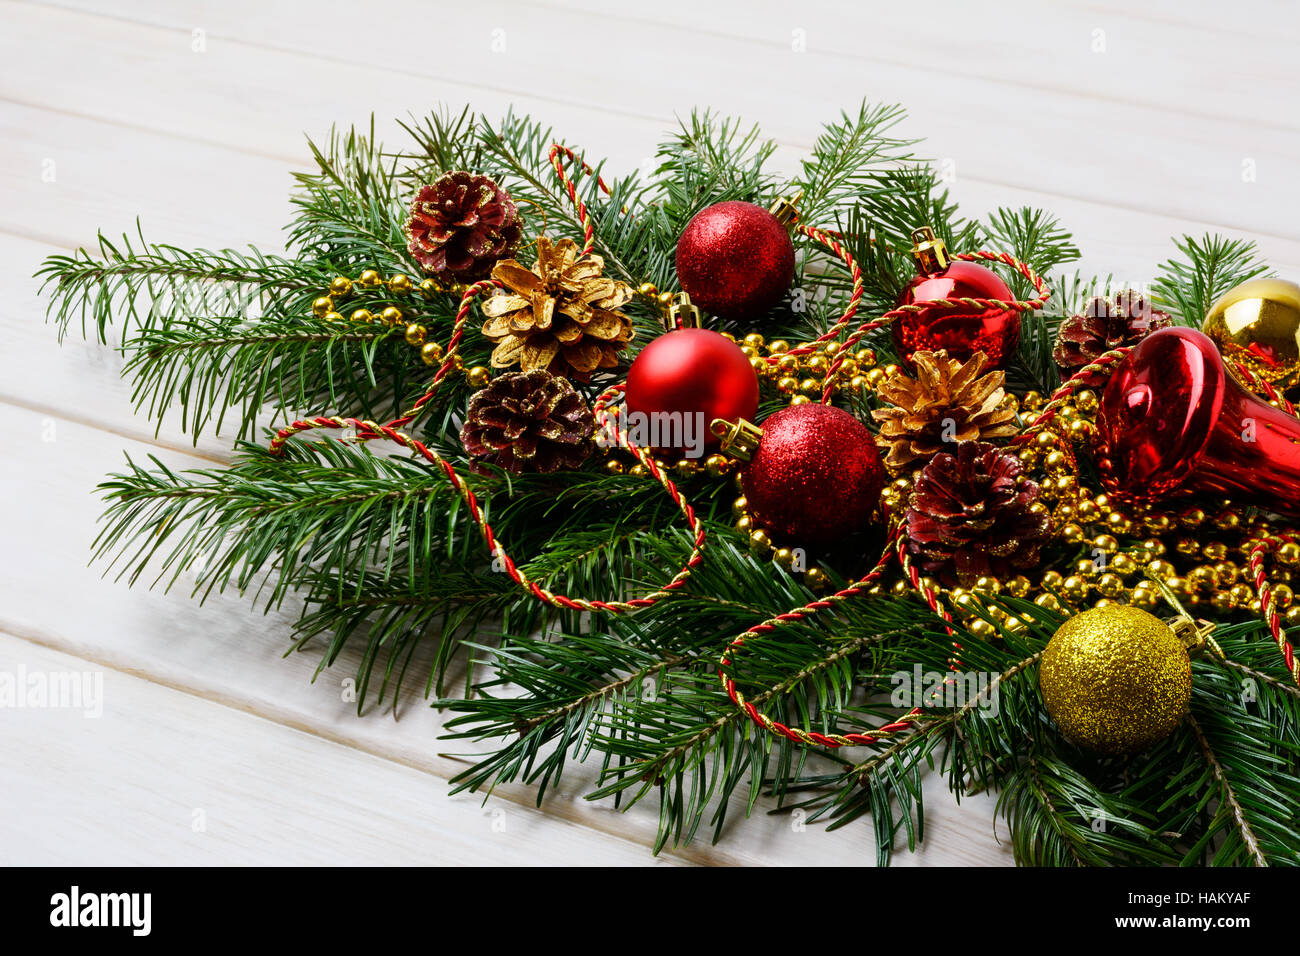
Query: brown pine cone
[
  {"left": 1053, "top": 290, "right": 1171, "bottom": 383},
  {"left": 871, "top": 350, "right": 1019, "bottom": 471},
  {"left": 480, "top": 236, "right": 634, "bottom": 381},
  {"left": 405, "top": 171, "right": 522, "bottom": 283},
  {"left": 905, "top": 440, "right": 1052, "bottom": 587},
  {"left": 460, "top": 369, "right": 595, "bottom": 474}
]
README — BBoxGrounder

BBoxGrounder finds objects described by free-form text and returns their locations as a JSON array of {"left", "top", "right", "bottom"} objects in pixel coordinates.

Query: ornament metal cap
[
  {"left": 768, "top": 191, "right": 803, "bottom": 229},
  {"left": 1143, "top": 568, "right": 1216, "bottom": 658},
  {"left": 909, "top": 226, "right": 951, "bottom": 275},
  {"left": 665, "top": 291, "right": 702, "bottom": 331},
  {"left": 710, "top": 417, "right": 762, "bottom": 461}
]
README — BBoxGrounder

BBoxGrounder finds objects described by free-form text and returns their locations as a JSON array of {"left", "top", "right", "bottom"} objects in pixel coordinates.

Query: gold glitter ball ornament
[
  {"left": 1038, "top": 605, "right": 1192, "bottom": 755},
  {"left": 1202, "top": 277, "right": 1300, "bottom": 391}
]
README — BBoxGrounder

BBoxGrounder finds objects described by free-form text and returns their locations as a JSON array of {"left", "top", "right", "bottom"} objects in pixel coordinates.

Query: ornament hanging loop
[{"left": 909, "top": 225, "right": 951, "bottom": 275}]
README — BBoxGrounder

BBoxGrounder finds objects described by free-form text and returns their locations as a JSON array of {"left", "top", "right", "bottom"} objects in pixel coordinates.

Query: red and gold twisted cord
[{"left": 717, "top": 524, "right": 926, "bottom": 748}]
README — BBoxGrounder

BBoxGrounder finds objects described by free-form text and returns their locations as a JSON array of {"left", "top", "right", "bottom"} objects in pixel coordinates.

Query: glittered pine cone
[
  {"left": 1053, "top": 290, "right": 1171, "bottom": 384},
  {"left": 405, "top": 171, "right": 522, "bottom": 283},
  {"left": 871, "top": 350, "right": 1019, "bottom": 471},
  {"left": 905, "top": 440, "right": 1052, "bottom": 587},
  {"left": 460, "top": 369, "right": 595, "bottom": 474},
  {"left": 480, "top": 236, "right": 634, "bottom": 381}
]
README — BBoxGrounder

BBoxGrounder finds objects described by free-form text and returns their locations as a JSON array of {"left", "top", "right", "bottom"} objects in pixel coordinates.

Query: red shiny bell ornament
[
  {"left": 1094, "top": 326, "right": 1300, "bottom": 515},
  {"left": 892, "top": 227, "right": 1020, "bottom": 370}
]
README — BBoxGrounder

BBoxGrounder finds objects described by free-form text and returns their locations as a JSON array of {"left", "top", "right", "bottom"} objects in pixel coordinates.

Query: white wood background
[{"left": 2, "top": 0, "right": 1298, "bottom": 866}]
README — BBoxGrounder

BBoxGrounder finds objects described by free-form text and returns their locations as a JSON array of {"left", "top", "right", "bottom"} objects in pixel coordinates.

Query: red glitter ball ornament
[
  {"left": 741, "top": 404, "right": 885, "bottom": 548},
  {"left": 675, "top": 201, "right": 795, "bottom": 320},
  {"left": 892, "top": 228, "right": 1020, "bottom": 370},
  {"left": 625, "top": 328, "right": 759, "bottom": 453}
]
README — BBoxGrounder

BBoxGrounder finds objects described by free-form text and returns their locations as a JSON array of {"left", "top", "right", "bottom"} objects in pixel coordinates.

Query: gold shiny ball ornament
[
  {"left": 419, "top": 342, "right": 444, "bottom": 366},
  {"left": 379, "top": 306, "right": 404, "bottom": 326},
  {"left": 329, "top": 276, "right": 354, "bottom": 298},
  {"left": 312, "top": 295, "right": 334, "bottom": 317},
  {"left": 1202, "top": 277, "right": 1300, "bottom": 390},
  {"left": 322, "top": 311, "right": 344, "bottom": 325},
  {"left": 467, "top": 366, "right": 492, "bottom": 388},
  {"left": 403, "top": 324, "right": 426, "bottom": 346},
  {"left": 358, "top": 269, "right": 383, "bottom": 289},
  {"left": 386, "top": 274, "right": 414, "bottom": 295},
  {"left": 604, "top": 459, "right": 626, "bottom": 475},
  {"left": 1038, "top": 605, "right": 1193, "bottom": 755},
  {"left": 418, "top": 278, "right": 440, "bottom": 299},
  {"left": 350, "top": 308, "right": 374, "bottom": 324}
]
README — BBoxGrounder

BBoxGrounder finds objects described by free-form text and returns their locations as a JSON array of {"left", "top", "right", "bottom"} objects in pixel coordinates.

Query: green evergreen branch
[
  {"left": 1151, "top": 234, "right": 1270, "bottom": 324},
  {"left": 1187, "top": 714, "right": 1267, "bottom": 867}
]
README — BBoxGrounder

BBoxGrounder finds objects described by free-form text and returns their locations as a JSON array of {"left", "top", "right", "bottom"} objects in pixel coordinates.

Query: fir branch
[
  {"left": 1187, "top": 714, "right": 1267, "bottom": 867},
  {"left": 37, "top": 227, "right": 323, "bottom": 346},
  {"left": 1151, "top": 234, "right": 1270, "bottom": 325}
]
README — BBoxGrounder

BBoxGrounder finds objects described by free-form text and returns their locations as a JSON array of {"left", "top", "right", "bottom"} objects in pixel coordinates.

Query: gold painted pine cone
[
  {"left": 480, "top": 236, "right": 634, "bottom": 381},
  {"left": 871, "top": 349, "right": 1018, "bottom": 470}
]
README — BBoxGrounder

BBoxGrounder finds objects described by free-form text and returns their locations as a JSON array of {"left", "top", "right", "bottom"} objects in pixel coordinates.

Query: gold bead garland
[{"left": 310, "top": 270, "right": 491, "bottom": 388}]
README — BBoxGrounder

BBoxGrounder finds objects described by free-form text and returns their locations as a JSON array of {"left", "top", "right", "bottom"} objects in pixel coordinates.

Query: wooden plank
[
  {"left": 9, "top": 0, "right": 1300, "bottom": 240},
  {"left": 0, "top": 633, "right": 679, "bottom": 865}
]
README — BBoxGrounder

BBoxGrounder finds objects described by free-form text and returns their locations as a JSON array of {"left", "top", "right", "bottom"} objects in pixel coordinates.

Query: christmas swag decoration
[{"left": 39, "top": 103, "right": 1300, "bottom": 867}]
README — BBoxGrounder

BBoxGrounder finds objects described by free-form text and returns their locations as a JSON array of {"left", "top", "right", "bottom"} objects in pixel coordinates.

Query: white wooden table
[{"left": 3, "top": 0, "right": 1297, "bottom": 866}]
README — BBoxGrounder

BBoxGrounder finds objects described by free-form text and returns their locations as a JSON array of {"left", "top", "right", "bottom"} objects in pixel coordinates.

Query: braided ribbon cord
[{"left": 717, "top": 524, "right": 925, "bottom": 747}]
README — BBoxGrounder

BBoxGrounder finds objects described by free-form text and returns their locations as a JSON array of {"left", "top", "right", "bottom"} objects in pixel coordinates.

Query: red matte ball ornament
[
  {"left": 1094, "top": 326, "right": 1300, "bottom": 515},
  {"left": 892, "top": 228, "right": 1020, "bottom": 370},
  {"left": 739, "top": 404, "right": 886, "bottom": 548},
  {"left": 625, "top": 328, "right": 759, "bottom": 453},
  {"left": 675, "top": 200, "right": 796, "bottom": 321}
]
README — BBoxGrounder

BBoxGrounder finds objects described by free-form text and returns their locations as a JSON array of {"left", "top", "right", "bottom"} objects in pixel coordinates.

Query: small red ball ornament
[
  {"left": 892, "top": 227, "right": 1020, "bottom": 370},
  {"left": 625, "top": 328, "right": 759, "bottom": 452},
  {"left": 738, "top": 404, "right": 885, "bottom": 548},
  {"left": 675, "top": 200, "right": 796, "bottom": 320}
]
